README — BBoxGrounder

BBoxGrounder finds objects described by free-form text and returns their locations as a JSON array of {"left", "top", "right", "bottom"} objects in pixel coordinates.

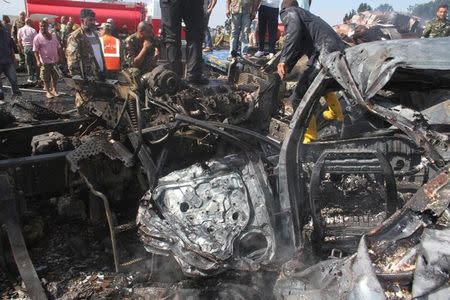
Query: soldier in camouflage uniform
[
  {"left": 66, "top": 9, "right": 106, "bottom": 111},
  {"left": 12, "top": 11, "right": 26, "bottom": 70},
  {"left": 124, "top": 21, "right": 161, "bottom": 91},
  {"left": 422, "top": 4, "right": 450, "bottom": 38}
]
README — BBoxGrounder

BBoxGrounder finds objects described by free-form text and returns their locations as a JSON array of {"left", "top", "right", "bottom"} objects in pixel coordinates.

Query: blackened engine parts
[{"left": 142, "top": 64, "right": 180, "bottom": 96}]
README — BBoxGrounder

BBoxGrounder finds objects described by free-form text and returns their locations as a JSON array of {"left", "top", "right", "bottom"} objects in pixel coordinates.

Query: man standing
[
  {"left": 53, "top": 22, "right": 63, "bottom": 43},
  {"left": 106, "top": 18, "right": 119, "bottom": 38},
  {"left": 33, "top": 21, "right": 63, "bottom": 99},
  {"left": 69, "top": 16, "right": 81, "bottom": 31},
  {"left": 99, "top": 22, "right": 122, "bottom": 74},
  {"left": 52, "top": 21, "right": 69, "bottom": 76},
  {"left": 203, "top": 0, "right": 217, "bottom": 52},
  {"left": 2, "top": 16, "right": 12, "bottom": 36},
  {"left": 62, "top": 17, "right": 75, "bottom": 50},
  {"left": 226, "top": 0, "right": 257, "bottom": 58},
  {"left": 0, "top": 22, "right": 22, "bottom": 100},
  {"left": 160, "top": 0, "right": 207, "bottom": 84},
  {"left": 277, "top": 0, "right": 344, "bottom": 142},
  {"left": 422, "top": 4, "right": 450, "bottom": 38},
  {"left": 66, "top": 9, "right": 105, "bottom": 109},
  {"left": 12, "top": 11, "right": 26, "bottom": 71},
  {"left": 254, "top": 0, "right": 280, "bottom": 59},
  {"left": 17, "top": 18, "right": 38, "bottom": 83},
  {"left": 60, "top": 16, "right": 67, "bottom": 34},
  {"left": 124, "top": 21, "right": 160, "bottom": 90}
]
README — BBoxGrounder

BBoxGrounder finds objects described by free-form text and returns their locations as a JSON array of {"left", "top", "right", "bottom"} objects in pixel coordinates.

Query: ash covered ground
[
  {"left": 0, "top": 71, "right": 279, "bottom": 299},
  {"left": 0, "top": 196, "right": 278, "bottom": 299}
]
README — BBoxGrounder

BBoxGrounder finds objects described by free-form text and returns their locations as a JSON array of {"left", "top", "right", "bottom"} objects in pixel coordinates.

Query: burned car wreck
[
  {"left": 0, "top": 38, "right": 449, "bottom": 299},
  {"left": 274, "top": 37, "right": 450, "bottom": 299}
]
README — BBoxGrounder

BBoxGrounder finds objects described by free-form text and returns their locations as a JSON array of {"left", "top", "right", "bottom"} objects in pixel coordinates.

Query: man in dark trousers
[
  {"left": 277, "top": 0, "right": 345, "bottom": 142},
  {"left": 254, "top": 0, "right": 280, "bottom": 59},
  {"left": 160, "top": 0, "right": 208, "bottom": 84},
  {"left": 0, "top": 21, "right": 22, "bottom": 100}
]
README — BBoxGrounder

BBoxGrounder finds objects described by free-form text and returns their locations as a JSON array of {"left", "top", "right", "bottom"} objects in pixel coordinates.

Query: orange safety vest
[{"left": 100, "top": 34, "right": 121, "bottom": 71}]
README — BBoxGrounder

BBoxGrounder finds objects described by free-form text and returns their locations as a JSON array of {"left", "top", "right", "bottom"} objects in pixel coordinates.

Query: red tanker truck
[{"left": 26, "top": 0, "right": 147, "bottom": 35}]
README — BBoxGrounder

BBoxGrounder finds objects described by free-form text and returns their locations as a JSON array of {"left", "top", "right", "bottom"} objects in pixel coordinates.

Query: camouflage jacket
[
  {"left": 229, "top": 0, "right": 255, "bottom": 14},
  {"left": 422, "top": 18, "right": 450, "bottom": 38},
  {"left": 124, "top": 33, "right": 161, "bottom": 74},
  {"left": 66, "top": 27, "right": 105, "bottom": 79},
  {"left": 12, "top": 19, "right": 25, "bottom": 41},
  {"left": 62, "top": 24, "right": 77, "bottom": 48}
]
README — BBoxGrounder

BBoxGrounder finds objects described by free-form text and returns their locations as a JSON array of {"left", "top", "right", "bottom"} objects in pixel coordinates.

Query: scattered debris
[
  {"left": 0, "top": 37, "right": 449, "bottom": 299},
  {"left": 334, "top": 10, "right": 421, "bottom": 44}
]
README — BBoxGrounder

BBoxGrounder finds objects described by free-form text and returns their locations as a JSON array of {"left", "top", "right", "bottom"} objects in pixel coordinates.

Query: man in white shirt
[{"left": 17, "top": 18, "right": 38, "bottom": 83}]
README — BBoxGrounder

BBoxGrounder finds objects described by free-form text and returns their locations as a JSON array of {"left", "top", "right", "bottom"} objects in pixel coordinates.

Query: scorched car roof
[{"left": 324, "top": 37, "right": 450, "bottom": 99}]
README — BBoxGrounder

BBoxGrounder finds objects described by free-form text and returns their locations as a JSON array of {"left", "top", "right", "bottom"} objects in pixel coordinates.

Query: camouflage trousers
[
  {"left": 40, "top": 63, "right": 59, "bottom": 91},
  {"left": 123, "top": 67, "right": 142, "bottom": 92}
]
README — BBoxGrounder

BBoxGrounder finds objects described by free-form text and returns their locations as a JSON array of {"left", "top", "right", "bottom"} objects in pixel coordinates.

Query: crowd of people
[
  {"left": 221, "top": 0, "right": 311, "bottom": 59},
  {"left": 0, "top": 11, "right": 124, "bottom": 101}
]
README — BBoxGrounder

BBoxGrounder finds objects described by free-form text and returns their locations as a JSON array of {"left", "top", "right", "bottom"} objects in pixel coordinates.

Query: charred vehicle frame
[{"left": 0, "top": 38, "right": 449, "bottom": 299}]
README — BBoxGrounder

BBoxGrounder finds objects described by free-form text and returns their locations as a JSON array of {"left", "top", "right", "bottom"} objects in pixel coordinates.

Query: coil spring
[{"left": 128, "top": 97, "right": 139, "bottom": 131}]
